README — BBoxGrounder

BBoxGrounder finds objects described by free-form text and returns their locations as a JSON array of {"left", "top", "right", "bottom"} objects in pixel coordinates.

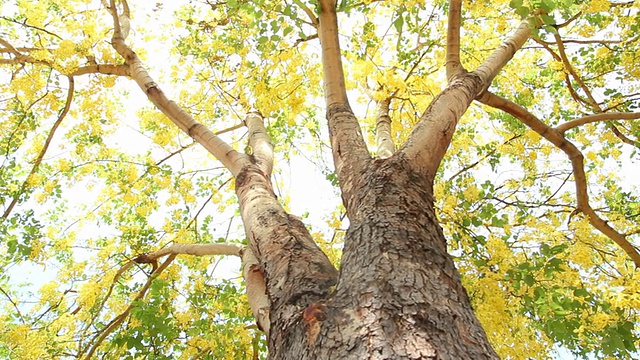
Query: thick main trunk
[{"left": 271, "top": 155, "right": 497, "bottom": 359}]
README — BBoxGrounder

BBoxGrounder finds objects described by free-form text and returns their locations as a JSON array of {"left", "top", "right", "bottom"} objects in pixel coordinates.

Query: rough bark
[
  {"left": 262, "top": 1, "right": 499, "bottom": 357},
  {"left": 235, "top": 163, "right": 339, "bottom": 357},
  {"left": 263, "top": 155, "right": 497, "bottom": 359}
]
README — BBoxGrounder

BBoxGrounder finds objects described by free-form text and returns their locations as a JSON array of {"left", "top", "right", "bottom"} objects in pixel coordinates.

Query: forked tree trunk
[
  {"left": 231, "top": 0, "right": 531, "bottom": 356},
  {"left": 242, "top": 154, "right": 498, "bottom": 359}
]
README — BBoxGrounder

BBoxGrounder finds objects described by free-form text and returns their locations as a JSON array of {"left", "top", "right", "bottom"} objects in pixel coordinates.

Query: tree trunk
[{"left": 263, "top": 154, "right": 498, "bottom": 359}]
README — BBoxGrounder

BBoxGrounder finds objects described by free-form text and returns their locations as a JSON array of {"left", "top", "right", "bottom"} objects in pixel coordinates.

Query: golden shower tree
[{"left": 1, "top": 0, "right": 639, "bottom": 358}]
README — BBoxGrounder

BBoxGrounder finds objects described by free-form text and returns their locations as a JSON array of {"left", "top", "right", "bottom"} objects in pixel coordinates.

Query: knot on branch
[
  {"left": 144, "top": 81, "right": 157, "bottom": 92},
  {"left": 376, "top": 114, "right": 392, "bottom": 125},
  {"left": 188, "top": 123, "right": 204, "bottom": 138},
  {"left": 133, "top": 254, "right": 154, "bottom": 264},
  {"left": 326, "top": 103, "right": 353, "bottom": 119}
]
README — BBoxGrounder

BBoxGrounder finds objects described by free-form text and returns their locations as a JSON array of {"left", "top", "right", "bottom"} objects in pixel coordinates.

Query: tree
[{"left": 1, "top": 0, "right": 639, "bottom": 358}]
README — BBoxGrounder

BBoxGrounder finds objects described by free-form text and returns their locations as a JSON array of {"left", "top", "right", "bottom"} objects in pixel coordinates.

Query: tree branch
[
  {"left": 245, "top": 110, "right": 274, "bottom": 176},
  {"left": 1, "top": 36, "right": 131, "bottom": 78},
  {"left": 0, "top": 285, "right": 25, "bottom": 323},
  {"left": 375, "top": 97, "right": 395, "bottom": 158},
  {"left": 70, "top": 64, "right": 130, "bottom": 77},
  {"left": 532, "top": 38, "right": 593, "bottom": 108},
  {"left": 242, "top": 248, "right": 270, "bottom": 337},
  {"left": 236, "top": 164, "right": 338, "bottom": 332},
  {"left": 318, "top": 0, "right": 348, "bottom": 107},
  {"left": 472, "top": 20, "right": 532, "bottom": 93},
  {"left": 0, "top": 16, "right": 63, "bottom": 40},
  {"left": 0, "top": 37, "right": 51, "bottom": 68},
  {"left": 446, "top": 0, "right": 465, "bottom": 80},
  {"left": 534, "top": 35, "right": 639, "bottom": 147},
  {"left": 134, "top": 243, "right": 244, "bottom": 262},
  {"left": 555, "top": 112, "right": 640, "bottom": 134},
  {"left": 106, "top": 0, "right": 248, "bottom": 177},
  {"left": 447, "top": 134, "right": 521, "bottom": 182},
  {"left": 79, "top": 241, "right": 246, "bottom": 358},
  {"left": 2, "top": 76, "right": 74, "bottom": 219},
  {"left": 293, "top": 0, "right": 319, "bottom": 27},
  {"left": 553, "top": 32, "right": 600, "bottom": 111},
  {"left": 477, "top": 91, "right": 640, "bottom": 267},
  {"left": 81, "top": 255, "right": 176, "bottom": 360},
  {"left": 0, "top": 46, "right": 50, "bottom": 53},
  {"left": 317, "top": 0, "right": 371, "bottom": 209},
  {"left": 607, "top": 122, "right": 640, "bottom": 148},
  {"left": 402, "top": 18, "right": 532, "bottom": 182}
]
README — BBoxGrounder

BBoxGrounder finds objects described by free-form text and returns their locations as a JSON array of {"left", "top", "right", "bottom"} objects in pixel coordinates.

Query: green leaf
[
  {"left": 393, "top": 15, "right": 404, "bottom": 33},
  {"left": 523, "top": 274, "right": 535, "bottom": 286}
]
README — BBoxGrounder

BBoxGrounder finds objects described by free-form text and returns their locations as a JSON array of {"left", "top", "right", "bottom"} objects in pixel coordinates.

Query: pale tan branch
[
  {"left": 472, "top": 19, "right": 532, "bottom": 93},
  {"left": 478, "top": 91, "right": 640, "bottom": 267},
  {"left": 1, "top": 36, "right": 129, "bottom": 78},
  {"left": 243, "top": 248, "right": 270, "bottom": 337},
  {"left": 0, "top": 59, "right": 20, "bottom": 65},
  {"left": 77, "top": 239, "right": 242, "bottom": 356},
  {"left": 446, "top": 0, "right": 465, "bottom": 80},
  {"left": 2, "top": 76, "right": 74, "bottom": 219},
  {"left": 121, "top": 0, "right": 131, "bottom": 19},
  {"left": 375, "top": 97, "right": 395, "bottom": 158},
  {"left": 401, "top": 75, "right": 481, "bottom": 183},
  {"left": 0, "top": 37, "right": 50, "bottom": 68},
  {"left": 137, "top": 243, "right": 244, "bottom": 262},
  {"left": 245, "top": 111, "right": 274, "bottom": 176},
  {"left": 0, "top": 37, "right": 20, "bottom": 55},
  {"left": 318, "top": 0, "right": 349, "bottom": 106},
  {"left": 556, "top": 112, "right": 640, "bottom": 134},
  {"left": 216, "top": 122, "right": 246, "bottom": 135},
  {"left": 0, "top": 55, "right": 49, "bottom": 67},
  {"left": 0, "top": 46, "right": 47, "bottom": 53},
  {"left": 118, "top": 0, "right": 131, "bottom": 40},
  {"left": 293, "top": 33, "right": 319, "bottom": 47},
  {"left": 402, "top": 19, "right": 532, "bottom": 181},
  {"left": 70, "top": 64, "right": 130, "bottom": 77},
  {"left": 318, "top": 0, "right": 371, "bottom": 208},
  {"left": 107, "top": 1, "right": 248, "bottom": 176}
]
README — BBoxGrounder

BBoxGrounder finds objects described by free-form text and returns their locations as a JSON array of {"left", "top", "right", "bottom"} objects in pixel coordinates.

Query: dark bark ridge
[
  {"left": 266, "top": 155, "right": 498, "bottom": 359},
  {"left": 326, "top": 102, "right": 373, "bottom": 211}
]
